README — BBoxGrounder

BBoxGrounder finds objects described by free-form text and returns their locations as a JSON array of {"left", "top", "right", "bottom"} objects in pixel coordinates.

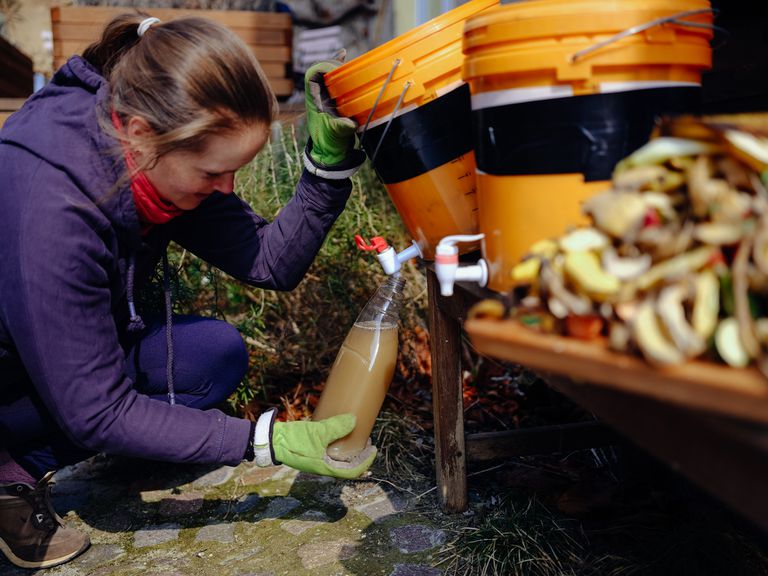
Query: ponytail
[{"left": 82, "top": 12, "right": 148, "bottom": 78}]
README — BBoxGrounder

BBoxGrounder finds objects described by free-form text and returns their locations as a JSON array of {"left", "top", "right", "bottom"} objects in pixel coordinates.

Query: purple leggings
[{"left": 0, "top": 315, "right": 248, "bottom": 479}]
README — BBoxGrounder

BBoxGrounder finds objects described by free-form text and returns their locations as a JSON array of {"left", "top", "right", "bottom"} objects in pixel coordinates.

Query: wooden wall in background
[
  {"left": 0, "top": 98, "right": 27, "bottom": 128},
  {"left": 50, "top": 6, "right": 294, "bottom": 98}
]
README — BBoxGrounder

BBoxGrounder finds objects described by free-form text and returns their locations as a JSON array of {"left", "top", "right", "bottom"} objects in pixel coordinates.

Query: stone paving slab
[{"left": 1, "top": 455, "right": 447, "bottom": 576}]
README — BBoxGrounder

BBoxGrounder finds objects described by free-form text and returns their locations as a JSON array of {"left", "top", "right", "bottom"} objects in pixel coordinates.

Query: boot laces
[{"left": 24, "top": 473, "right": 60, "bottom": 531}]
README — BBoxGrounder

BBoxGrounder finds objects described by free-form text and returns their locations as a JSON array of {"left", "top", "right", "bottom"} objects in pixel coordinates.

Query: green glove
[
  {"left": 251, "top": 409, "right": 376, "bottom": 479},
  {"left": 303, "top": 57, "right": 366, "bottom": 180}
]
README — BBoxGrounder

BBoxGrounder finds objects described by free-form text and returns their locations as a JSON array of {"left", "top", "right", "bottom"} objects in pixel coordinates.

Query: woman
[{"left": 0, "top": 13, "right": 370, "bottom": 569}]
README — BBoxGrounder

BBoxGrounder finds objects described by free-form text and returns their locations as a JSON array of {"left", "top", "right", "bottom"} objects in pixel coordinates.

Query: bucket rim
[
  {"left": 464, "top": 0, "right": 713, "bottom": 39},
  {"left": 325, "top": 0, "right": 497, "bottom": 87}
]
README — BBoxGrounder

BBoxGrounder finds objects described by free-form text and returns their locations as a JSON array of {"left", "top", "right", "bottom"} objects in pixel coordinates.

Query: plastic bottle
[{"left": 312, "top": 274, "right": 406, "bottom": 461}]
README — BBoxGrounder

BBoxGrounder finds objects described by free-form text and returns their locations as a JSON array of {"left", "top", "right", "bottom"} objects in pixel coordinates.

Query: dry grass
[
  {"left": 370, "top": 410, "right": 432, "bottom": 484},
  {"left": 436, "top": 494, "right": 588, "bottom": 576}
]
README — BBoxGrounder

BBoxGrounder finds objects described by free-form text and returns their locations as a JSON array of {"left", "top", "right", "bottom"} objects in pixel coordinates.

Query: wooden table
[
  {"left": 463, "top": 310, "right": 768, "bottom": 532},
  {"left": 426, "top": 268, "right": 616, "bottom": 513}
]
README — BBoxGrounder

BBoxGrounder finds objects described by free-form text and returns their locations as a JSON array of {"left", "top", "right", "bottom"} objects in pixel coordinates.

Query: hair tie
[{"left": 137, "top": 17, "right": 161, "bottom": 37}]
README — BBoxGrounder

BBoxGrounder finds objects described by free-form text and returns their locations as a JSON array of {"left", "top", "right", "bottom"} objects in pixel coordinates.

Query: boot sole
[{"left": 0, "top": 536, "right": 90, "bottom": 569}]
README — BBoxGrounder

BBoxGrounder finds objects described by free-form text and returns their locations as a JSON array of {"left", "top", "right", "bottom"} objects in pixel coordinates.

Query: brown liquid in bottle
[{"left": 313, "top": 320, "right": 399, "bottom": 461}]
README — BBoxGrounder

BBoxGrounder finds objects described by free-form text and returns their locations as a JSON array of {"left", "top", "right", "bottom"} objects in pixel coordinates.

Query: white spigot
[
  {"left": 355, "top": 235, "right": 423, "bottom": 275},
  {"left": 434, "top": 234, "right": 487, "bottom": 296}
]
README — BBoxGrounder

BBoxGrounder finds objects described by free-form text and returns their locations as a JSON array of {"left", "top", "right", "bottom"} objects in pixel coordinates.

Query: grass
[
  {"left": 370, "top": 410, "right": 433, "bottom": 484},
  {"left": 436, "top": 493, "right": 587, "bottom": 576}
]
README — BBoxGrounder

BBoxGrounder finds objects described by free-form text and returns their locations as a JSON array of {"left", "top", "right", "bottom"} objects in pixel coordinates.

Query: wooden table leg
[{"left": 427, "top": 269, "right": 468, "bottom": 512}]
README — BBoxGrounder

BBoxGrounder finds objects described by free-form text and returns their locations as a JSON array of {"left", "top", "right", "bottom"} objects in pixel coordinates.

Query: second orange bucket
[
  {"left": 324, "top": 0, "right": 499, "bottom": 259},
  {"left": 463, "top": 0, "right": 713, "bottom": 291}
]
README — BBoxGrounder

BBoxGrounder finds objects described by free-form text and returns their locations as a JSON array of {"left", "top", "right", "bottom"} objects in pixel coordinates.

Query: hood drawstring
[
  {"left": 125, "top": 251, "right": 176, "bottom": 406},
  {"left": 126, "top": 254, "right": 145, "bottom": 333},
  {"left": 162, "top": 251, "right": 176, "bottom": 406}
]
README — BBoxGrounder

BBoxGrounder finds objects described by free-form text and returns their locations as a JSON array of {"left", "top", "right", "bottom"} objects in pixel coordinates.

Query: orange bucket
[
  {"left": 324, "top": 0, "right": 499, "bottom": 259},
  {"left": 463, "top": 0, "right": 713, "bottom": 291}
]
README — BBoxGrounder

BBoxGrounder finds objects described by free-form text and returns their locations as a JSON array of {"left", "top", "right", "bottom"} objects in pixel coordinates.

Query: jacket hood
[{"left": 0, "top": 56, "right": 140, "bottom": 244}]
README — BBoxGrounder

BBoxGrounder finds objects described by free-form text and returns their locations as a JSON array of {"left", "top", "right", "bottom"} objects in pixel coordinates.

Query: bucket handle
[
  {"left": 369, "top": 80, "right": 412, "bottom": 165},
  {"left": 359, "top": 58, "right": 401, "bottom": 148},
  {"left": 570, "top": 8, "right": 717, "bottom": 63}
]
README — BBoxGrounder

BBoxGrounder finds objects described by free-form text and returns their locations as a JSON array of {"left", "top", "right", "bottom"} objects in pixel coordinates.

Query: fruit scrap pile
[{"left": 482, "top": 115, "right": 768, "bottom": 373}]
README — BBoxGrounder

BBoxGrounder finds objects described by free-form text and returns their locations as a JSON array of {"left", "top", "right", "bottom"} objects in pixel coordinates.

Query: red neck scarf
[{"left": 111, "top": 112, "right": 184, "bottom": 234}]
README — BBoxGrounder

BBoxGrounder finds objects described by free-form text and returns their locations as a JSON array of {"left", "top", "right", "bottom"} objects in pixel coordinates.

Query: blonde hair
[{"left": 83, "top": 12, "right": 277, "bottom": 168}]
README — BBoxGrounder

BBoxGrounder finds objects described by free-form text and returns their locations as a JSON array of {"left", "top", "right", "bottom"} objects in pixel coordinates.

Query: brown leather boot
[{"left": 0, "top": 472, "right": 90, "bottom": 568}]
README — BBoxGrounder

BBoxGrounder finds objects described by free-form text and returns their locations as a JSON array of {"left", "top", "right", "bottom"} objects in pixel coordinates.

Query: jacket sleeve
[
  {"left": 1, "top": 161, "right": 252, "bottom": 465},
  {"left": 169, "top": 169, "right": 352, "bottom": 291}
]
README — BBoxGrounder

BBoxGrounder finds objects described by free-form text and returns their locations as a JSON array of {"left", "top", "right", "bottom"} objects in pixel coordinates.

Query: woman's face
[{"left": 127, "top": 118, "right": 270, "bottom": 210}]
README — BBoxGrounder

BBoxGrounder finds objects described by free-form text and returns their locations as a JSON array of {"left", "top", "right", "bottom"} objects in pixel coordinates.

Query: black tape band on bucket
[
  {"left": 473, "top": 86, "right": 701, "bottom": 181},
  {"left": 363, "top": 83, "right": 473, "bottom": 184}
]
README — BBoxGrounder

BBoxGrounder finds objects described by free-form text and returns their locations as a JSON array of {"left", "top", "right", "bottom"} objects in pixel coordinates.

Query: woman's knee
[
  {"left": 206, "top": 319, "right": 248, "bottom": 386},
  {"left": 128, "top": 315, "right": 249, "bottom": 405}
]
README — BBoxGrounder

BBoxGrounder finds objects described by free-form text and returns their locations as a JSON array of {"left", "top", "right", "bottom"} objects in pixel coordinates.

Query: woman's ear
[{"left": 124, "top": 116, "right": 155, "bottom": 163}]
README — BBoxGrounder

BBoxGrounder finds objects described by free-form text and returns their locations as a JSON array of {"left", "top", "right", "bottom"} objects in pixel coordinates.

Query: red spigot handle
[{"left": 354, "top": 235, "right": 390, "bottom": 253}]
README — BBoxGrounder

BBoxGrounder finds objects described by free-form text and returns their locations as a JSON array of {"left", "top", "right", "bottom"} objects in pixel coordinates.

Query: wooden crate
[
  {"left": 0, "top": 98, "right": 27, "bottom": 129},
  {"left": 51, "top": 6, "right": 293, "bottom": 97},
  {"left": 0, "top": 37, "right": 33, "bottom": 98}
]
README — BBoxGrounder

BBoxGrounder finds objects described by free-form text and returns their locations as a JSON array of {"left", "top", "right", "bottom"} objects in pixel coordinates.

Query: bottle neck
[
  {"left": 356, "top": 276, "right": 406, "bottom": 325},
  {"left": 381, "top": 274, "right": 406, "bottom": 295}
]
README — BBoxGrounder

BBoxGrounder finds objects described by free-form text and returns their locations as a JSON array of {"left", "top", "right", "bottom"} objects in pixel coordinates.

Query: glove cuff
[
  {"left": 303, "top": 138, "right": 366, "bottom": 180},
  {"left": 252, "top": 408, "right": 279, "bottom": 467}
]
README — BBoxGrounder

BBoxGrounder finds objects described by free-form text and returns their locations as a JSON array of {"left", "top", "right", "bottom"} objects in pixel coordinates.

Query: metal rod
[
  {"left": 570, "top": 8, "right": 715, "bottom": 63},
  {"left": 359, "top": 58, "right": 401, "bottom": 147},
  {"left": 370, "top": 80, "right": 412, "bottom": 166}
]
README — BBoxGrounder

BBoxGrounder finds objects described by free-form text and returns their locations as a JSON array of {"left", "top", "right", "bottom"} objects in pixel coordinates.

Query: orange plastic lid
[
  {"left": 324, "top": 0, "right": 498, "bottom": 123},
  {"left": 463, "top": 0, "right": 713, "bottom": 84},
  {"left": 327, "top": 0, "right": 497, "bottom": 85},
  {"left": 464, "top": 0, "right": 713, "bottom": 46}
]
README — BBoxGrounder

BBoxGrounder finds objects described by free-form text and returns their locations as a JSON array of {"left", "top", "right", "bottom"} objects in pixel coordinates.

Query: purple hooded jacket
[{"left": 0, "top": 57, "right": 351, "bottom": 465}]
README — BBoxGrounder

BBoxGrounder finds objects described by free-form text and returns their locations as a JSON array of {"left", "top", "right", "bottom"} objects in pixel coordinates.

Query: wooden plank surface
[
  {"left": 0, "top": 111, "right": 13, "bottom": 128},
  {"left": 50, "top": 5, "right": 293, "bottom": 97},
  {"left": 50, "top": 57, "right": 292, "bottom": 96},
  {"left": 266, "top": 78, "right": 293, "bottom": 97},
  {"left": 52, "top": 21, "right": 290, "bottom": 46},
  {"left": 0, "top": 98, "right": 25, "bottom": 128},
  {"left": 465, "top": 318, "right": 768, "bottom": 424},
  {"left": 466, "top": 421, "right": 617, "bottom": 462},
  {"left": 52, "top": 57, "right": 288, "bottom": 78},
  {"left": 0, "top": 98, "right": 27, "bottom": 110},
  {"left": 53, "top": 40, "right": 290, "bottom": 62},
  {"left": 51, "top": 6, "right": 291, "bottom": 29}
]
